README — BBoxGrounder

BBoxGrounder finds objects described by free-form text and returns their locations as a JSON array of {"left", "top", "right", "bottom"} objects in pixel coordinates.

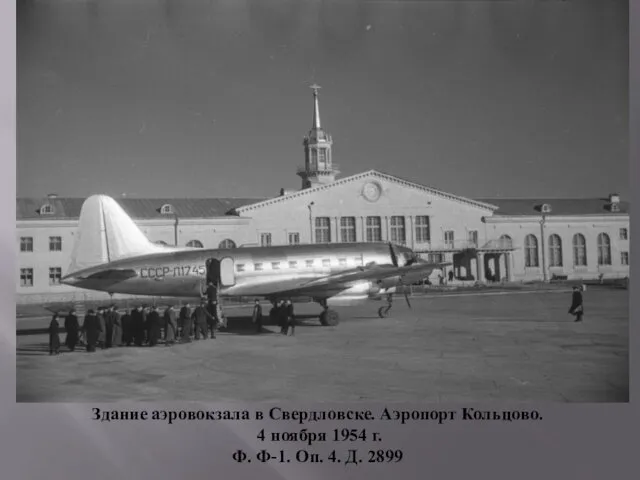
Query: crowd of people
[{"left": 47, "top": 296, "right": 298, "bottom": 355}]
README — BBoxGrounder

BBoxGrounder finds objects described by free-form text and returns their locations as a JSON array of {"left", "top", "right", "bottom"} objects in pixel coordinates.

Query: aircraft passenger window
[
  {"left": 322, "top": 259, "right": 331, "bottom": 268},
  {"left": 305, "top": 260, "right": 314, "bottom": 268},
  {"left": 271, "top": 262, "right": 280, "bottom": 270},
  {"left": 254, "top": 263, "right": 263, "bottom": 271},
  {"left": 354, "top": 257, "right": 363, "bottom": 266},
  {"left": 289, "top": 261, "right": 297, "bottom": 268},
  {"left": 236, "top": 264, "right": 245, "bottom": 272},
  {"left": 339, "top": 258, "right": 347, "bottom": 266}
]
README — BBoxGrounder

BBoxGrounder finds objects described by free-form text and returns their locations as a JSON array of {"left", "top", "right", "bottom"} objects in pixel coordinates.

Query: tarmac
[{"left": 15, "top": 288, "right": 628, "bottom": 403}]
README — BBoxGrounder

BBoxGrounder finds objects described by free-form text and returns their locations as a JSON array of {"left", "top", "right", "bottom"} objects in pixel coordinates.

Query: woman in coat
[
  {"left": 64, "top": 309, "right": 80, "bottom": 352},
  {"left": 48, "top": 313, "right": 61, "bottom": 355}
]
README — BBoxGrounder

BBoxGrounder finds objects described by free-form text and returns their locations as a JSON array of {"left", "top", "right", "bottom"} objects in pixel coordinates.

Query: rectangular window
[
  {"left": 621, "top": 252, "right": 629, "bottom": 265},
  {"left": 428, "top": 253, "right": 444, "bottom": 263},
  {"left": 322, "top": 259, "right": 331, "bottom": 268},
  {"left": 340, "top": 217, "right": 356, "bottom": 243},
  {"left": 467, "top": 230, "right": 478, "bottom": 247},
  {"left": 366, "top": 216, "right": 382, "bottom": 242},
  {"left": 315, "top": 217, "right": 331, "bottom": 243},
  {"left": 415, "top": 216, "right": 430, "bottom": 243},
  {"left": 288, "top": 261, "right": 297, "bottom": 269},
  {"left": 271, "top": 262, "right": 280, "bottom": 270},
  {"left": 49, "top": 236, "right": 62, "bottom": 252},
  {"left": 318, "top": 149, "right": 326, "bottom": 163},
  {"left": 620, "top": 228, "right": 628, "bottom": 240},
  {"left": 353, "top": 257, "right": 363, "bottom": 266},
  {"left": 338, "top": 258, "right": 347, "bottom": 267},
  {"left": 254, "top": 263, "right": 263, "bottom": 271},
  {"left": 20, "top": 237, "right": 33, "bottom": 252},
  {"left": 444, "top": 230, "right": 454, "bottom": 248},
  {"left": 20, "top": 268, "right": 33, "bottom": 287},
  {"left": 288, "top": 232, "right": 300, "bottom": 245},
  {"left": 236, "top": 264, "right": 245, "bottom": 272},
  {"left": 305, "top": 260, "right": 314, "bottom": 268},
  {"left": 260, "top": 233, "right": 272, "bottom": 247},
  {"left": 49, "top": 267, "right": 62, "bottom": 285},
  {"left": 390, "top": 216, "right": 406, "bottom": 244}
]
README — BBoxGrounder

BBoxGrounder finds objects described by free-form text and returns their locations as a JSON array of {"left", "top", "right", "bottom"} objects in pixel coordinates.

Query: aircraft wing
[{"left": 269, "top": 261, "right": 449, "bottom": 299}]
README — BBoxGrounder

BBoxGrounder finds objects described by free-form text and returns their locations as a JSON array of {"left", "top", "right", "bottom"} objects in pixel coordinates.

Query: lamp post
[{"left": 308, "top": 202, "right": 315, "bottom": 244}]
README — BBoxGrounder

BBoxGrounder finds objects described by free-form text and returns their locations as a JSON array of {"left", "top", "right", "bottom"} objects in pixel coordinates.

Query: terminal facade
[{"left": 16, "top": 87, "right": 630, "bottom": 304}]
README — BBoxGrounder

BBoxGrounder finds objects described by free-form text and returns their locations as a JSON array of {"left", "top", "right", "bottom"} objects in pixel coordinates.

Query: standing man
[
  {"left": 192, "top": 301, "right": 214, "bottom": 340},
  {"left": 146, "top": 306, "right": 161, "bottom": 346},
  {"left": 163, "top": 304, "right": 178, "bottom": 346},
  {"left": 104, "top": 305, "right": 115, "bottom": 348},
  {"left": 206, "top": 300, "right": 218, "bottom": 339},
  {"left": 206, "top": 281, "right": 217, "bottom": 304},
  {"left": 285, "top": 299, "right": 296, "bottom": 336},
  {"left": 121, "top": 309, "right": 133, "bottom": 346},
  {"left": 278, "top": 300, "right": 288, "bottom": 335},
  {"left": 252, "top": 299, "right": 263, "bottom": 333},
  {"left": 96, "top": 307, "right": 107, "bottom": 349},
  {"left": 568, "top": 285, "right": 584, "bottom": 322},
  {"left": 64, "top": 308, "right": 80, "bottom": 352},
  {"left": 180, "top": 302, "right": 193, "bottom": 343},
  {"left": 131, "top": 306, "right": 145, "bottom": 346},
  {"left": 82, "top": 309, "right": 101, "bottom": 353},
  {"left": 111, "top": 306, "right": 123, "bottom": 347}
]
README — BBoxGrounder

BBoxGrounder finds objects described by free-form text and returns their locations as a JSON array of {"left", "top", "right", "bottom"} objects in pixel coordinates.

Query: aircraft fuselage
[{"left": 62, "top": 242, "right": 416, "bottom": 300}]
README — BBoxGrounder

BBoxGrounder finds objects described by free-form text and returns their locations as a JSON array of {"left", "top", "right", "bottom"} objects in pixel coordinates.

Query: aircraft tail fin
[{"left": 67, "top": 195, "right": 174, "bottom": 275}]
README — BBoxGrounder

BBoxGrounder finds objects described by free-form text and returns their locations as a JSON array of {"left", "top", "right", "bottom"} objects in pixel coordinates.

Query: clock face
[{"left": 362, "top": 182, "right": 381, "bottom": 202}]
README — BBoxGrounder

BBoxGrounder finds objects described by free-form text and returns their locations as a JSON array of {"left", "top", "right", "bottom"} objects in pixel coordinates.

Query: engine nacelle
[
  {"left": 376, "top": 276, "right": 401, "bottom": 290},
  {"left": 327, "top": 281, "right": 378, "bottom": 306}
]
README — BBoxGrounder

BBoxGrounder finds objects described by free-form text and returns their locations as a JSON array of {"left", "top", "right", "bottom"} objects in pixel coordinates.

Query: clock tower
[{"left": 297, "top": 84, "right": 340, "bottom": 189}]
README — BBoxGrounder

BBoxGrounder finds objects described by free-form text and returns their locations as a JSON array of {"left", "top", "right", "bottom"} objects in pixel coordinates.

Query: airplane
[{"left": 61, "top": 195, "right": 451, "bottom": 326}]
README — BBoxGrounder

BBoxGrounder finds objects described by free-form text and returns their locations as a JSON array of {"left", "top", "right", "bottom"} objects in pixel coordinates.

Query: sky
[{"left": 17, "top": 0, "right": 629, "bottom": 200}]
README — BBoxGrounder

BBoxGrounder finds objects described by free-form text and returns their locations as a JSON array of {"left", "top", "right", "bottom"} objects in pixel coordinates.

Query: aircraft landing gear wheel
[
  {"left": 319, "top": 309, "right": 339, "bottom": 326},
  {"left": 378, "top": 306, "right": 390, "bottom": 318}
]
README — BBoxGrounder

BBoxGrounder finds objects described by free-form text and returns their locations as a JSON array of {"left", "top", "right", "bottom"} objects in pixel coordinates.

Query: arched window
[
  {"left": 499, "top": 234, "right": 513, "bottom": 249},
  {"left": 597, "top": 233, "right": 611, "bottom": 266},
  {"left": 524, "top": 234, "right": 539, "bottom": 267},
  {"left": 548, "top": 234, "right": 563, "bottom": 267},
  {"left": 160, "top": 204, "right": 174, "bottom": 215},
  {"left": 154, "top": 240, "right": 168, "bottom": 246},
  {"left": 186, "top": 240, "right": 203, "bottom": 248},
  {"left": 40, "top": 203, "right": 55, "bottom": 215},
  {"left": 572, "top": 234, "right": 587, "bottom": 266},
  {"left": 218, "top": 239, "right": 236, "bottom": 249}
]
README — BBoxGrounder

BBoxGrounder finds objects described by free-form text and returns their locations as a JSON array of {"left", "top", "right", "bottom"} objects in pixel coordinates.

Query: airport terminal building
[{"left": 16, "top": 89, "right": 630, "bottom": 304}]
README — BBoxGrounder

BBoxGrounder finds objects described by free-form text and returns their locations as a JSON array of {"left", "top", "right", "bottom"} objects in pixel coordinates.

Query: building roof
[
  {"left": 474, "top": 198, "right": 630, "bottom": 217},
  {"left": 16, "top": 197, "right": 266, "bottom": 221}
]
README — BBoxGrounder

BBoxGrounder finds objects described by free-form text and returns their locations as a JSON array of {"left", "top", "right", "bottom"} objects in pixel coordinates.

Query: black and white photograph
[{"left": 16, "top": 0, "right": 629, "bottom": 404}]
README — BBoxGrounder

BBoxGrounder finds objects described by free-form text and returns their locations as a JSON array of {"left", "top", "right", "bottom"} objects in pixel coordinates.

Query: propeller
[{"left": 388, "top": 242, "right": 413, "bottom": 309}]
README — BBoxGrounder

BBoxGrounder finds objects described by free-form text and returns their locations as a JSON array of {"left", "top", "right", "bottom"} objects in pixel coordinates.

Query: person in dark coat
[
  {"left": 104, "top": 306, "right": 115, "bottom": 348},
  {"left": 111, "top": 306, "right": 123, "bottom": 347},
  {"left": 48, "top": 313, "right": 61, "bottom": 355},
  {"left": 285, "top": 299, "right": 296, "bottom": 336},
  {"left": 121, "top": 309, "right": 133, "bottom": 346},
  {"left": 252, "top": 299, "right": 263, "bottom": 333},
  {"left": 163, "top": 305, "right": 177, "bottom": 345},
  {"left": 568, "top": 286, "right": 584, "bottom": 322},
  {"left": 278, "top": 300, "right": 289, "bottom": 335},
  {"left": 146, "top": 306, "right": 161, "bottom": 346},
  {"left": 132, "top": 306, "right": 145, "bottom": 346},
  {"left": 192, "top": 301, "right": 214, "bottom": 340},
  {"left": 206, "top": 281, "right": 217, "bottom": 304},
  {"left": 82, "top": 309, "right": 101, "bottom": 353},
  {"left": 206, "top": 300, "right": 218, "bottom": 339},
  {"left": 180, "top": 303, "right": 193, "bottom": 343},
  {"left": 64, "top": 308, "right": 80, "bottom": 352},
  {"left": 96, "top": 307, "right": 107, "bottom": 349}
]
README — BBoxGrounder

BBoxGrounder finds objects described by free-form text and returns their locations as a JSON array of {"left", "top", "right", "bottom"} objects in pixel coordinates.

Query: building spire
[{"left": 310, "top": 83, "right": 321, "bottom": 130}]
